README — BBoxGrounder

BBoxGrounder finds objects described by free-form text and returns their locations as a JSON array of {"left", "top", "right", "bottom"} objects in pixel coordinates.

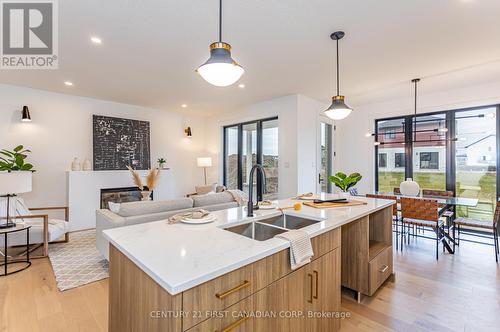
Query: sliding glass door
[{"left": 223, "top": 117, "right": 279, "bottom": 200}]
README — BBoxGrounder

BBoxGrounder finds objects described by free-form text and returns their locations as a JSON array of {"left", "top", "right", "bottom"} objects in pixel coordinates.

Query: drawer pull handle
[
  {"left": 307, "top": 273, "right": 313, "bottom": 303},
  {"left": 215, "top": 280, "right": 251, "bottom": 299},
  {"left": 379, "top": 265, "right": 389, "bottom": 273},
  {"left": 217, "top": 314, "right": 249, "bottom": 332},
  {"left": 313, "top": 270, "right": 319, "bottom": 299}
]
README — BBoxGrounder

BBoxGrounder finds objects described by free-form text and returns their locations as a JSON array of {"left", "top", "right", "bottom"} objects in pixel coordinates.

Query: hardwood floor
[{"left": 1, "top": 234, "right": 498, "bottom": 332}]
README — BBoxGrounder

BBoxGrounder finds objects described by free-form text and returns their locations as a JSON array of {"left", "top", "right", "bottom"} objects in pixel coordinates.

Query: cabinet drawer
[
  {"left": 368, "top": 246, "right": 393, "bottom": 296},
  {"left": 183, "top": 228, "right": 341, "bottom": 330}
]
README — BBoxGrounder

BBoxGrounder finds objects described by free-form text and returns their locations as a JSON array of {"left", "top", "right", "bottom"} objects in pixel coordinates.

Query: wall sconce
[
  {"left": 184, "top": 126, "right": 192, "bottom": 137},
  {"left": 21, "top": 106, "right": 31, "bottom": 122}
]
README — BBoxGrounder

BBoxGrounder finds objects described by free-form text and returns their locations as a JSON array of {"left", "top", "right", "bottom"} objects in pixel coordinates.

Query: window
[
  {"left": 223, "top": 117, "right": 279, "bottom": 200},
  {"left": 420, "top": 152, "right": 439, "bottom": 170},
  {"left": 376, "top": 118, "right": 406, "bottom": 193},
  {"left": 395, "top": 153, "right": 405, "bottom": 168},
  {"left": 385, "top": 130, "right": 396, "bottom": 139},
  {"left": 375, "top": 105, "right": 500, "bottom": 221},
  {"left": 378, "top": 153, "right": 387, "bottom": 168}
]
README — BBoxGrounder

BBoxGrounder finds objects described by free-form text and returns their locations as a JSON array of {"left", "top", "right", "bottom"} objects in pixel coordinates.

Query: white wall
[
  {"left": 0, "top": 84, "right": 206, "bottom": 208},
  {"left": 205, "top": 94, "right": 328, "bottom": 198},
  {"left": 336, "top": 79, "right": 500, "bottom": 194}
]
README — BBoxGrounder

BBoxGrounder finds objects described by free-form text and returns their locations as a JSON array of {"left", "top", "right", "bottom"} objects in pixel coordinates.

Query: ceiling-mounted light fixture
[
  {"left": 324, "top": 31, "right": 352, "bottom": 120},
  {"left": 196, "top": 0, "right": 244, "bottom": 87},
  {"left": 21, "top": 106, "right": 31, "bottom": 122},
  {"left": 184, "top": 127, "right": 192, "bottom": 137},
  {"left": 412, "top": 78, "right": 420, "bottom": 142}
]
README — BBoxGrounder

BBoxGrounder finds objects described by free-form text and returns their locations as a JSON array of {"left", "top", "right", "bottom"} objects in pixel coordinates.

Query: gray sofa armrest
[{"left": 96, "top": 209, "right": 126, "bottom": 260}]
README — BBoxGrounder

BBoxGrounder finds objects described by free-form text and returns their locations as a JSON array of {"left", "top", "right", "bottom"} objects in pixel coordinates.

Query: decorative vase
[
  {"left": 141, "top": 191, "right": 152, "bottom": 201},
  {"left": 340, "top": 192, "right": 350, "bottom": 199},
  {"left": 71, "top": 157, "right": 81, "bottom": 171},
  {"left": 399, "top": 178, "right": 420, "bottom": 196},
  {"left": 82, "top": 158, "right": 92, "bottom": 171}
]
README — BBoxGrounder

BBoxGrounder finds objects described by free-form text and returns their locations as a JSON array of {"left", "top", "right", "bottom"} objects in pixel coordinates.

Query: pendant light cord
[
  {"left": 413, "top": 79, "right": 418, "bottom": 142},
  {"left": 219, "top": 0, "right": 222, "bottom": 42},
  {"left": 336, "top": 39, "right": 340, "bottom": 96}
]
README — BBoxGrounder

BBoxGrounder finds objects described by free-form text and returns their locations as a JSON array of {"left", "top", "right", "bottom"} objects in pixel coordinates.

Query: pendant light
[
  {"left": 21, "top": 106, "right": 31, "bottom": 122},
  {"left": 196, "top": 0, "right": 244, "bottom": 87},
  {"left": 324, "top": 31, "right": 352, "bottom": 120}
]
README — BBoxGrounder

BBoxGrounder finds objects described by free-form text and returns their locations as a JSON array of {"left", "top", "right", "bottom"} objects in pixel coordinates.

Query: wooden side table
[{"left": 0, "top": 225, "right": 31, "bottom": 276}]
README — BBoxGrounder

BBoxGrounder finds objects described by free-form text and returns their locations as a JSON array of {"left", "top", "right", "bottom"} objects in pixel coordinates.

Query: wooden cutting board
[{"left": 303, "top": 199, "right": 368, "bottom": 209}]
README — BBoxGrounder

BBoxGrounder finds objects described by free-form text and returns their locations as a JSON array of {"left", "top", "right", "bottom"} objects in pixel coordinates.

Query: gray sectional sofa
[{"left": 96, "top": 191, "right": 243, "bottom": 260}]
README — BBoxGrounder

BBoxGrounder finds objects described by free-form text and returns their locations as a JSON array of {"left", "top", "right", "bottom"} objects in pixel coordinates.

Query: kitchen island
[{"left": 104, "top": 196, "right": 394, "bottom": 332}]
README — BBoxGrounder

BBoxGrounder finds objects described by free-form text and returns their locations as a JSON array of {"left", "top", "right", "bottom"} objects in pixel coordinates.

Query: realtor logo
[{"left": 1, "top": 0, "right": 58, "bottom": 69}]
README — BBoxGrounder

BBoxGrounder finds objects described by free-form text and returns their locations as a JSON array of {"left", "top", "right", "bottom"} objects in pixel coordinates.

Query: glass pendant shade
[
  {"left": 324, "top": 95, "right": 352, "bottom": 120},
  {"left": 197, "top": 42, "right": 244, "bottom": 87}
]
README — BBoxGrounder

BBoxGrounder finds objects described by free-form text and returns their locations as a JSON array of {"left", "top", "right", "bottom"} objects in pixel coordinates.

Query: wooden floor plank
[{"left": 0, "top": 233, "right": 498, "bottom": 332}]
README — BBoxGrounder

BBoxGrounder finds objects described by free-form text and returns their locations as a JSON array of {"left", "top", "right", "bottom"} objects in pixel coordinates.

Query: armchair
[{"left": 0, "top": 200, "right": 69, "bottom": 258}]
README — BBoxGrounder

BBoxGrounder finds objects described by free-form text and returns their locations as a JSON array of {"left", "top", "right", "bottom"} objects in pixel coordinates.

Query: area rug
[{"left": 48, "top": 229, "right": 109, "bottom": 291}]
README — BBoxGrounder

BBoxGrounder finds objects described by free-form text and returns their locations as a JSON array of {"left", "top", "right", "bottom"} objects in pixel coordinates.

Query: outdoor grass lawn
[{"left": 378, "top": 171, "right": 496, "bottom": 220}]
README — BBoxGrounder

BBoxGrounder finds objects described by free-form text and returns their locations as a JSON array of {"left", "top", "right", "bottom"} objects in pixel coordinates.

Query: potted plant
[
  {"left": 0, "top": 145, "right": 34, "bottom": 228},
  {"left": 329, "top": 172, "right": 362, "bottom": 196},
  {"left": 157, "top": 158, "right": 166, "bottom": 169},
  {"left": 0, "top": 145, "right": 34, "bottom": 171}
]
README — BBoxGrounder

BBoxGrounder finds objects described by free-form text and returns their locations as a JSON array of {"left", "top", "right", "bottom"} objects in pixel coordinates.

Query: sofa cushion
[
  {"left": 192, "top": 192, "right": 234, "bottom": 207},
  {"left": 117, "top": 198, "right": 194, "bottom": 217}
]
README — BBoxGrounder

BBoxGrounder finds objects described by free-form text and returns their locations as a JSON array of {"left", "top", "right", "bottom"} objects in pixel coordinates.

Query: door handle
[
  {"left": 313, "top": 270, "right": 319, "bottom": 300},
  {"left": 379, "top": 265, "right": 389, "bottom": 273},
  {"left": 307, "top": 273, "right": 313, "bottom": 303}
]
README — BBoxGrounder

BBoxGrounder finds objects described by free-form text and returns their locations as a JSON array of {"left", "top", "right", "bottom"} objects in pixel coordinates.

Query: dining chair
[
  {"left": 452, "top": 200, "right": 500, "bottom": 262},
  {"left": 393, "top": 187, "right": 401, "bottom": 194},
  {"left": 400, "top": 197, "right": 445, "bottom": 260},
  {"left": 366, "top": 194, "right": 400, "bottom": 250},
  {"left": 421, "top": 189, "right": 455, "bottom": 233}
]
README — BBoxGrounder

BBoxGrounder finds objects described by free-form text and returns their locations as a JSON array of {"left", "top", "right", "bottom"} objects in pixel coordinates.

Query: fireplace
[{"left": 100, "top": 186, "right": 152, "bottom": 209}]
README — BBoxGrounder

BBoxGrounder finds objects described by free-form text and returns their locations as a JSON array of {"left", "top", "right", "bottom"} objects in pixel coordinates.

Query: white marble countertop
[{"left": 103, "top": 195, "right": 394, "bottom": 295}]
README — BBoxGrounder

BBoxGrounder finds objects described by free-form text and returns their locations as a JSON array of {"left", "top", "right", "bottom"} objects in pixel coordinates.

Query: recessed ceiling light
[
  {"left": 90, "top": 36, "right": 102, "bottom": 44},
  {"left": 238, "top": 84, "right": 245, "bottom": 88},
  {"left": 64, "top": 81, "right": 73, "bottom": 86},
  {"left": 181, "top": 104, "right": 187, "bottom": 108}
]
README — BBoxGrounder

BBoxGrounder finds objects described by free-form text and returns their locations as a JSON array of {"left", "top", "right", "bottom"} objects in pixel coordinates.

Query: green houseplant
[
  {"left": 0, "top": 145, "right": 34, "bottom": 171},
  {"left": 157, "top": 158, "right": 166, "bottom": 169},
  {"left": 329, "top": 172, "right": 362, "bottom": 192}
]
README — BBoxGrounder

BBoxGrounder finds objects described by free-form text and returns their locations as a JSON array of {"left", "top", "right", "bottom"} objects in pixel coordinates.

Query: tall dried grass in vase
[
  {"left": 126, "top": 165, "right": 144, "bottom": 191},
  {"left": 146, "top": 168, "right": 161, "bottom": 192}
]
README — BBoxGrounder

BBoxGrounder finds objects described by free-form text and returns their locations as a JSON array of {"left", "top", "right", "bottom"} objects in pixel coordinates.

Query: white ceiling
[{"left": 2, "top": 0, "right": 500, "bottom": 115}]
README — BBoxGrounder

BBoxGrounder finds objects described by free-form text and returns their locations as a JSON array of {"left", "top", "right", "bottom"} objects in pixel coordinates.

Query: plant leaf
[
  {"left": 335, "top": 172, "right": 347, "bottom": 179},
  {"left": 21, "top": 164, "right": 33, "bottom": 171},
  {"left": 13, "top": 145, "right": 23, "bottom": 152}
]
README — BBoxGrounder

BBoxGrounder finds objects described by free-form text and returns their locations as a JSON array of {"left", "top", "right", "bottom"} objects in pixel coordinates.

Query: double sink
[{"left": 223, "top": 214, "right": 320, "bottom": 241}]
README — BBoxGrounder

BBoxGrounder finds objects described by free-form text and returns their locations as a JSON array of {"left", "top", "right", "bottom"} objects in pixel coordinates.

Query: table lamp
[
  {"left": 0, "top": 171, "right": 32, "bottom": 229},
  {"left": 196, "top": 157, "right": 212, "bottom": 185}
]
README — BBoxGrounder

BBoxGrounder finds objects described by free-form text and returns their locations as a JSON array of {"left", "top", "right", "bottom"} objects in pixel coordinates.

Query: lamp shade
[
  {"left": 0, "top": 171, "right": 33, "bottom": 195},
  {"left": 22, "top": 106, "right": 32, "bottom": 122},
  {"left": 197, "top": 157, "right": 213, "bottom": 168},
  {"left": 324, "top": 95, "right": 352, "bottom": 120},
  {"left": 197, "top": 43, "right": 244, "bottom": 87}
]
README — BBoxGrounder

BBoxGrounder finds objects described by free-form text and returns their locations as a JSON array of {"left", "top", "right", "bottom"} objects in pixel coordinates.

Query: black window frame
[
  {"left": 223, "top": 117, "right": 278, "bottom": 201},
  {"left": 419, "top": 151, "right": 439, "bottom": 170},
  {"left": 374, "top": 104, "right": 500, "bottom": 202},
  {"left": 378, "top": 153, "right": 387, "bottom": 168},
  {"left": 394, "top": 153, "right": 405, "bottom": 168}
]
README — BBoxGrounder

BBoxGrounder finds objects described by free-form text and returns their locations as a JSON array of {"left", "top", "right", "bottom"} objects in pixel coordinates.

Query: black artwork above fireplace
[{"left": 100, "top": 186, "right": 152, "bottom": 209}]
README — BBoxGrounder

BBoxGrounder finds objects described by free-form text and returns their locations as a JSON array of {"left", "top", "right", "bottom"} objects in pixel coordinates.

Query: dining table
[{"left": 372, "top": 191, "right": 479, "bottom": 254}]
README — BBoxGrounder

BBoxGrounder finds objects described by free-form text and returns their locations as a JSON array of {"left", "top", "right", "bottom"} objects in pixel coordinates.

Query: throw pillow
[
  {"left": 195, "top": 184, "right": 217, "bottom": 195},
  {"left": 108, "top": 202, "right": 121, "bottom": 214}
]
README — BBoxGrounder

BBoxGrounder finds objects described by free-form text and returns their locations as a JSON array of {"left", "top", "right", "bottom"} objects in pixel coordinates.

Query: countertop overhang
[{"left": 103, "top": 196, "right": 394, "bottom": 295}]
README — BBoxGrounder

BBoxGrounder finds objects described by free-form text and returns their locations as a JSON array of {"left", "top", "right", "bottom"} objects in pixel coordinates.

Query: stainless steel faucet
[{"left": 247, "top": 164, "right": 267, "bottom": 217}]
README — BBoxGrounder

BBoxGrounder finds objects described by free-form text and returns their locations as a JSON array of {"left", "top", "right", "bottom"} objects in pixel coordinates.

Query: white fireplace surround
[{"left": 67, "top": 170, "right": 171, "bottom": 231}]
